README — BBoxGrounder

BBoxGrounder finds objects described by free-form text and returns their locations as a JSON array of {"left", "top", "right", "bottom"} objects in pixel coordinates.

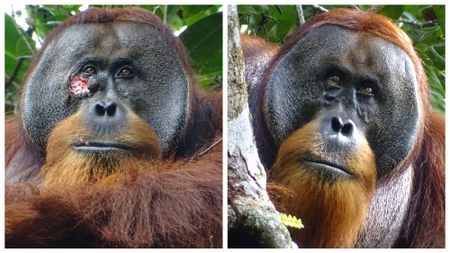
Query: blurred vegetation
[
  {"left": 238, "top": 5, "right": 445, "bottom": 114},
  {"left": 5, "top": 5, "right": 222, "bottom": 114}
]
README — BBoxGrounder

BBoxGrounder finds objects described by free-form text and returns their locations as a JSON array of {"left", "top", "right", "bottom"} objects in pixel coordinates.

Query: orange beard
[
  {"left": 41, "top": 111, "right": 162, "bottom": 188},
  {"left": 269, "top": 120, "right": 377, "bottom": 247}
]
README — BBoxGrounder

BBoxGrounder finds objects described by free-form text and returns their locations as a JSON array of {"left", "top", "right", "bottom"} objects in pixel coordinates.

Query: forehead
[
  {"left": 50, "top": 21, "right": 165, "bottom": 58},
  {"left": 288, "top": 24, "right": 416, "bottom": 80}
]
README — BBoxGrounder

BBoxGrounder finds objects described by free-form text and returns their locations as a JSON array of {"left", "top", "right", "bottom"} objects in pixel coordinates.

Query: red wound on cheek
[{"left": 70, "top": 75, "right": 89, "bottom": 95}]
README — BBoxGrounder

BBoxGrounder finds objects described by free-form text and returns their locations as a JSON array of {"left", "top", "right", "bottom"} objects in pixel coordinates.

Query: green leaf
[
  {"left": 165, "top": 6, "right": 183, "bottom": 30},
  {"left": 433, "top": 5, "right": 445, "bottom": 32},
  {"left": 429, "top": 90, "right": 445, "bottom": 114},
  {"left": 238, "top": 5, "right": 259, "bottom": 16},
  {"left": 5, "top": 13, "right": 36, "bottom": 114},
  {"left": 425, "top": 65, "right": 445, "bottom": 95},
  {"left": 403, "top": 5, "right": 426, "bottom": 20},
  {"left": 180, "top": 12, "right": 222, "bottom": 87},
  {"left": 379, "top": 5, "right": 405, "bottom": 20},
  {"left": 181, "top": 5, "right": 221, "bottom": 27},
  {"left": 424, "top": 65, "right": 445, "bottom": 113},
  {"left": 267, "top": 5, "right": 298, "bottom": 42},
  {"left": 4, "top": 13, "right": 35, "bottom": 81},
  {"left": 428, "top": 45, "right": 445, "bottom": 70}
]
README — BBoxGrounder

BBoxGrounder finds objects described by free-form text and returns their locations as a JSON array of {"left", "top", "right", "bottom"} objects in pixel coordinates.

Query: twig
[
  {"left": 398, "top": 18, "right": 437, "bottom": 28},
  {"left": 296, "top": 5, "right": 305, "bottom": 26},
  {"left": 5, "top": 100, "right": 15, "bottom": 107},
  {"left": 163, "top": 5, "right": 168, "bottom": 24},
  {"left": 10, "top": 7, "right": 36, "bottom": 55},
  {"left": 11, "top": 80, "right": 20, "bottom": 89},
  {"left": 197, "top": 138, "right": 222, "bottom": 157},
  {"left": 6, "top": 58, "right": 25, "bottom": 87},
  {"left": 312, "top": 5, "right": 329, "bottom": 13},
  {"left": 368, "top": 5, "right": 382, "bottom": 13}
]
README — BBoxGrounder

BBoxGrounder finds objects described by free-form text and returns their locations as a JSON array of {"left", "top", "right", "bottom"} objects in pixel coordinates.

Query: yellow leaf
[{"left": 279, "top": 212, "right": 304, "bottom": 230}]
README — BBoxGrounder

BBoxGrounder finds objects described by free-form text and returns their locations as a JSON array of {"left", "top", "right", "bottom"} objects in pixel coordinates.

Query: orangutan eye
[
  {"left": 117, "top": 67, "right": 134, "bottom": 78},
  {"left": 327, "top": 75, "right": 342, "bottom": 88},
  {"left": 82, "top": 65, "right": 97, "bottom": 75},
  {"left": 359, "top": 83, "right": 377, "bottom": 98}
]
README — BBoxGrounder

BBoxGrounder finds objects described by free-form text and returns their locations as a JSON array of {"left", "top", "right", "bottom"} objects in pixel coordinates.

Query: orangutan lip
[
  {"left": 303, "top": 159, "right": 353, "bottom": 177},
  {"left": 73, "top": 141, "right": 132, "bottom": 152}
]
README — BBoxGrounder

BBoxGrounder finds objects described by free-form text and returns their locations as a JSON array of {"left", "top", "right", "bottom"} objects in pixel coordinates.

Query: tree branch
[
  {"left": 296, "top": 5, "right": 305, "bottom": 26},
  {"left": 312, "top": 5, "right": 329, "bottom": 13},
  {"left": 398, "top": 18, "right": 437, "bottom": 28}
]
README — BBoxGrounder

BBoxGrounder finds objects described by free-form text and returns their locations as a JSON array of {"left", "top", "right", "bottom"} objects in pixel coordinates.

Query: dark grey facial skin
[
  {"left": 22, "top": 22, "right": 190, "bottom": 154},
  {"left": 264, "top": 25, "right": 420, "bottom": 177}
]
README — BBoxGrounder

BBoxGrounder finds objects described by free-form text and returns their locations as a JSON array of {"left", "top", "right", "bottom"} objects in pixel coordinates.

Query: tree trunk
[{"left": 227, "top": 5, "right": 293, "bottom": 248}]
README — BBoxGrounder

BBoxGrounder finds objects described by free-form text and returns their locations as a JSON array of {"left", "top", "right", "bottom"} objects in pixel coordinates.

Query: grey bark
[{"left": 227, "top": 5, "right": 293, "bottom": 248}]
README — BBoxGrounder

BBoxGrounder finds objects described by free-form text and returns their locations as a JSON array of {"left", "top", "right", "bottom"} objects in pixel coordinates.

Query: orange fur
[
  {"left": 41, "top": 109, "right": 162, "bottom": 188},
  {"left": 7, "top": 102, "right": 222, "bottom": 248},
  {"left": 6, "top": 144, "right": 222, "bottom": 247},
  {"left": 5, "top": 114, "right": 222, "bottom": 247},
  {"left": 241, "top": 35, "right": 279, "bottom": 64},
  {"left": 269, "top": 120, "right": 376, "bottom": 247},
  {"left": 7, "top": 112, "right": 221, "bottom": 247}
]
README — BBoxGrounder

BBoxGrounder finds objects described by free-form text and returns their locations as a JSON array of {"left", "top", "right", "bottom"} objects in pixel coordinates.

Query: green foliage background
[
  {"left": 5, "top": 5, "right": 222, "bottom": 114},
  {"left": 238, "top": 5, "right": 445, "bottom": 114}
]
